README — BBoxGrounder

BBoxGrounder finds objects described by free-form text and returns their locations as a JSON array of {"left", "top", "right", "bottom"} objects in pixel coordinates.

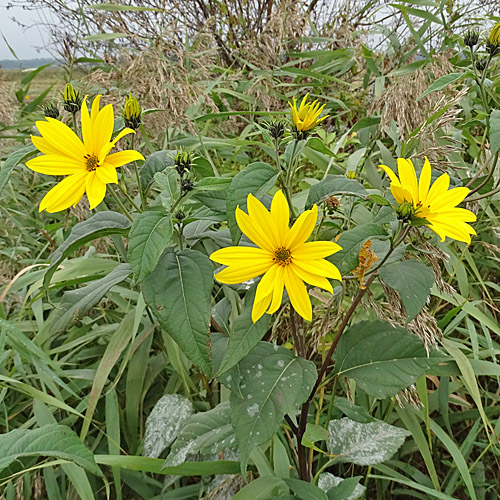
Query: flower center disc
[
  {"left": 274, "top": 247, "right": 292, "bottom": 266},
  {"left": 85, "top": 154, "right": 99, "bottom": 171}
]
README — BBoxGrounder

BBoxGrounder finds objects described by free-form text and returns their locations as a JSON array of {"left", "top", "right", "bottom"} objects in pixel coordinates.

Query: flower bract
[
  {"left": 27, "top": 95, "right": 145, "bottom": 213},
  {"left": 380, "top": 158, "right": 476, "bottom": 243},
  {"left": 288, "top": 93, "right": 328, "bottom": 132},
  {"left": 210, "top": 190, "right": 342, "bottom": 322}
]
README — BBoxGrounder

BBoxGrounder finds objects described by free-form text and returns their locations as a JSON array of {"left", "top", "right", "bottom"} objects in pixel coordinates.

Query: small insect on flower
[
  {"left": 288, "top": 93, "right": 328, "bottom": 139},
  {"left": 210, "top": 190, "right": 342, "bottom": 322},
  {"left": 27, "top": 95, "right": 145, "bottom": 212},
  {"left": 122, "top": 93, "right": 142, "bottom": 129},
  {"left": 62, "top": 83, "right": 83, "bottom": 113},
  {"left": 380, "top": 158, "right": 476, "bottom": 243}
]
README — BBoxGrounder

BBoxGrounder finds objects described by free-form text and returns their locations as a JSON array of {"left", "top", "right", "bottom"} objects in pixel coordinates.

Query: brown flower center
[
  {"left": 274, "top": 247, "right": 292, "bottom": 266},
  {"left": 84, "top": 154, "right": 99, "bottom": 171}
]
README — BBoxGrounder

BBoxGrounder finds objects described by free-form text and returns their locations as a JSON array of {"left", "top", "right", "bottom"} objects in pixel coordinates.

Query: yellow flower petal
[
  {"left": 270, "top": 190, "right": 289, "bottom": 242},
  {"left": 93, "top": 103, "right": 115, "bottom": 155},
  {"left": 290, "top": 263, "right": 333, "bottom": 293},
  {"left": 397, "top": 158, "right": 418, "bottom": 201},
  {"left": 379, "top": 164, "right": 401, "bottom": 186},
  {"left": 292, "top": 258, "right": 342, "bottom": 281},
  {"left": 284, "top": 266, "right": 312, "bottom": 321},
  {"left": 31, "top": 135, "right": 65, "bottom": 157},
  {"left": 428, "top": 187, "right": 469, "bottom": 212},
  {"left": 39, "top": 172, "right": 87, "bottom": 213},
  {"left": 246, "top": 193, "right": 281, "bottom": 248},
  {"left": 99, "top": 128, "right": 135, "bottom": 160},
  {"left": 235, "top": 207, "right": 275, "bottom": 252},
  {"left": 267, "top": 265, "right": 285, "bottom": 314},
  {"left": 96, "top": 163, "right": 118, "bottom": 184},
  {"left": 210, "top": 246, "right": 272, "bottom": 266},
  {"left": 36, "top": 119, "right": 87, "bottom": 161},
  {"left": 426, "top": 173, "right": 450, "bottom": 205},
  {"left": 26, "top": 155, "right": 85, "bottom": 175},
  {"left": 285, "top": 204, "right": 318, "bottom": 250},
  {"left": 418, "top": 157, "right": 432, "bottom": 205},
  {"left": 85, "top": 171, "right": 107, "bottom": 210},
  {"left": 105, "top": 150, "right": 145, "bottom": 168},
  {"left": 214, "top": 260, "right": 272, "bottom": 285},
  {"left": 293, "top": 241, "right": 342, "bottom": 260},
  {"left": 81, "top": 97, "right": 95, "bottom": 154}
]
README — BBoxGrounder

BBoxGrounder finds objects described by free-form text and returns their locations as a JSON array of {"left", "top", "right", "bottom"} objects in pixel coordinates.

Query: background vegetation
[{"left": 0, "top": 0, "right": 499, "bottom": 499}]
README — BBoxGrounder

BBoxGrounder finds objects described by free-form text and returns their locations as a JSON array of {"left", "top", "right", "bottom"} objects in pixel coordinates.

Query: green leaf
[
  {"left": 490, "top": 109, "right": 500, "bottom": 155},
  {"left": 329, "top": 224, "right": 387, "bottom": 274},
  {"left": 334, "top": 320, "right": 444, "bottom": 398},
  {"left": 284, "top": 478, "right": 328, "bottom": 500},
  {"left": 226, "top": 342, "right": 316, "bottom": 472},
  {"left": 0, "top": 145, "right": 37, "bottom": 195},
  {"left": 417, "top": 73, "right": 464, "bottom": 101},
  {"left": 165, "top": 401, "right": 235, "bottom": 467},
  {"left": 154, "top": 168, "right": 180, "bottom": 204},
  {"left": 96, "top": 455, "right": 240, "bottom": 475},
  {"left": 128, "top": 211, "right": 173, "bottom": 283},
  {"left": 43, "top": 211, "right": 131, "bottom": 289},
  {"left": 305, "top": 175, "right": 367, "bottom": 209},
  {"left": 350, "top": 116, "right": 380, "bottom": 132},
  {"left": 140, "top": 150, "right": 175, "bottom": 188},
  {"left": 302, "top": 423, "right": 329, "bottom": 448},
  {"left": 368, "top": 194, "right": 389, "bottom": 206},
  {"left": 319, "top": 473, "right": 365, "bottom": 500},
  {"left": 0, "top": 424, "right": 102, "bottom": 477},
  {"left": 83, "top": 32, "right": 131, "bottom": 41},
  {"left": 226, "top": 162, "right": 278, "bottom": 243},
  {"left": 143, "top": 248, "right": 213, "bottom": 374},
  {"left": 232, "top": 476, "right": 287, "bottom": 500},
  {"left": 216, "top": 305, "right": 271, "bottom": 376},
  {"left": 144, "top": 395, "right": 193, "bottom": 458},
  {"left": 326, "top": 418, "right": 410, "bottom": 465},
  {"left": 379, "top": 260, "right": 435, "bottom": 321},
  {"left": 46, "top": 263, "right": 132, "bottom": 335}
]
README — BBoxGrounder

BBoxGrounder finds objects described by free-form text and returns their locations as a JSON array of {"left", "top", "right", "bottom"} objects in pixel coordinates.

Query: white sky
[{"left": 0, "top": 2, "right": 52, "bottom": 60}]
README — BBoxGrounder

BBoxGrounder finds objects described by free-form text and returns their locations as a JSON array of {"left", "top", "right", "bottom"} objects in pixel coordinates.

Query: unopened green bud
[
  {"left": 62, "top": 83, "right": 83, "bottom": 113},
  {"left": 267, "top": 119, "right": 286, "bottom": 141},
  {"left": 396, "top": 201, "right": 415, "bottom": 222},
  {"left": 181, "top": 179, "right": 194, "bottom": 193},
  {"left": 346, "top": 171, "right": 356, "bottom": 179},
  {"left": 173, "top": 148, "right": 198, "bottom": 177},
  {"left": 122, "top": 93, "right": 141, "bottom": 129},
  {"left": 464, "top": 29, "right": 479, "bottom": 48},
  {"left": 41, "top": 102, "right": 59, "bottom": 119},
  {"left": 475, "top": 56, "right": 488, "bottom": 71}
]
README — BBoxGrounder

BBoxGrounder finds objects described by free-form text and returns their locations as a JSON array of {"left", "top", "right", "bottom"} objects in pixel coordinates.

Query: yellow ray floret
[
  {"left": 27, "top": 95, "right": 145, "bottom": 213},
  {"left": 379, "top": 158, "right": 476, "bottom": 244},
  {"left": 288, "top": 93, "right": 329, "bottom": 132},
  {"left": 210, "top": 190, "right": 342, "bottom": 323}
]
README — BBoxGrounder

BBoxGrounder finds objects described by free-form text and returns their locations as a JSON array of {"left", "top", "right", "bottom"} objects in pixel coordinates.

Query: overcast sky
[{"left": 0, "top": 3, "right": 52, "bottom": 60}]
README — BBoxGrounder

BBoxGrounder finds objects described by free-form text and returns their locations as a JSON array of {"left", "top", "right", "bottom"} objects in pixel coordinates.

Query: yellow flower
[
  {"left": 123, "top": 93, "right": 141, "bottom": 129},
  {"left": 288, "top": 93, "right": 328, "bottom": 132},
  {"left": 27, "top": 95, "right": 145, "bottom": 213},
  {"left": 489, "top": 22, "right": 500, "bottom": 46},
  {"left": 380, "top": 158, "right": 476, "bottom": 244},
  {"left": 210, "top": 190, "right": 342, "bottom": 322}
]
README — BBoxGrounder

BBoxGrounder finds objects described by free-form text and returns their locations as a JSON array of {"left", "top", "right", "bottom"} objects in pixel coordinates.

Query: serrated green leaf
[
  {"left": 490, "top": 109, "right": 500, "bottom": 155},
  {"left": 226, "top": 162, "right": 278, "bottom": 243},
  {"left": 165, "top": 401, "right": 235, "bottom": 467},
  {"left": 143, "top": 249, "right": 213, "bottom": 374},
  {"left": 216, "top": 306, "right": 271, "bottom": 376},
  {"left": 128, "top": 211, "right": 173, "bottom": 283},
  {"left": 0, "top": 424, "right": 102, "bottom": 477},
  {"left": 140, "top": 150, "right": 175, "bottom": 188},
  {"left": 227, "top": 342, "right": 316, "bottom": 473},
  {"left": 334, "top": 320, "right": 444, "bottom": 398},
  {"left": 326, "top": 418, "right": 410, "bottom": 465},
  {"left": 379, "top": 260, "right": 435, "bottom": 321},
  {"left": 43, "top": 211, "right": 131, "bottom": 289},
  {"left": 329, "top": 224, "right": 387, "bottom": 274},
  {"left": 305, "top": 175, "right": 367, "bottom": 209}
]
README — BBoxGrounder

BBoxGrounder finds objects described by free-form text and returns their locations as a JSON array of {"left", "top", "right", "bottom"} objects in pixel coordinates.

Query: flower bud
[
  {"left": 346, "top": 171, "right": 356, "bottom": 179},
  {"left": 475, "top": 56, "right": 488, "bottom": 71},
  {"left": 267, "top": 120, "right": 286, "bottom": 141},
  {"left": 62, "top": 83, "right": 83, "bottom": 113},
  {"left": 396, "top": 201, "right": 415, "bottom": 222},
  {"left": 181, "top": 179, "right": 194, "bottom": 193},
  {"left": 463, "top": 29, "right": 479, "bottom": 48},
  {"left": 489, "top": 22, "right": 500, "bottom": 48},
  {"left": 122, "top": 93, "right": 142, "bottom": 129},
  {"left": 174, "top": 149, "right": 197, "bottom": 177},
  {"left": 41, "top": 102, "right": 60, "bottom": 119}
]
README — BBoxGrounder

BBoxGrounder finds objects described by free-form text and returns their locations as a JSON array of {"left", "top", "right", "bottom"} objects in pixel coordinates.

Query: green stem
[
  {"left": 468, "top": 151, "right": 499, "bottom": 196},
  {"left": 117, "top": 183, "right": 142, "bottom": 213},
  {"left": 71, "top": 111, "right": 78, "bottom": 133},
  {"left": 131, "top": 135, "right": 147, "bottom": 210},
  {"left": 109, "top": 185, "right": 133, "bottom": 221}
]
